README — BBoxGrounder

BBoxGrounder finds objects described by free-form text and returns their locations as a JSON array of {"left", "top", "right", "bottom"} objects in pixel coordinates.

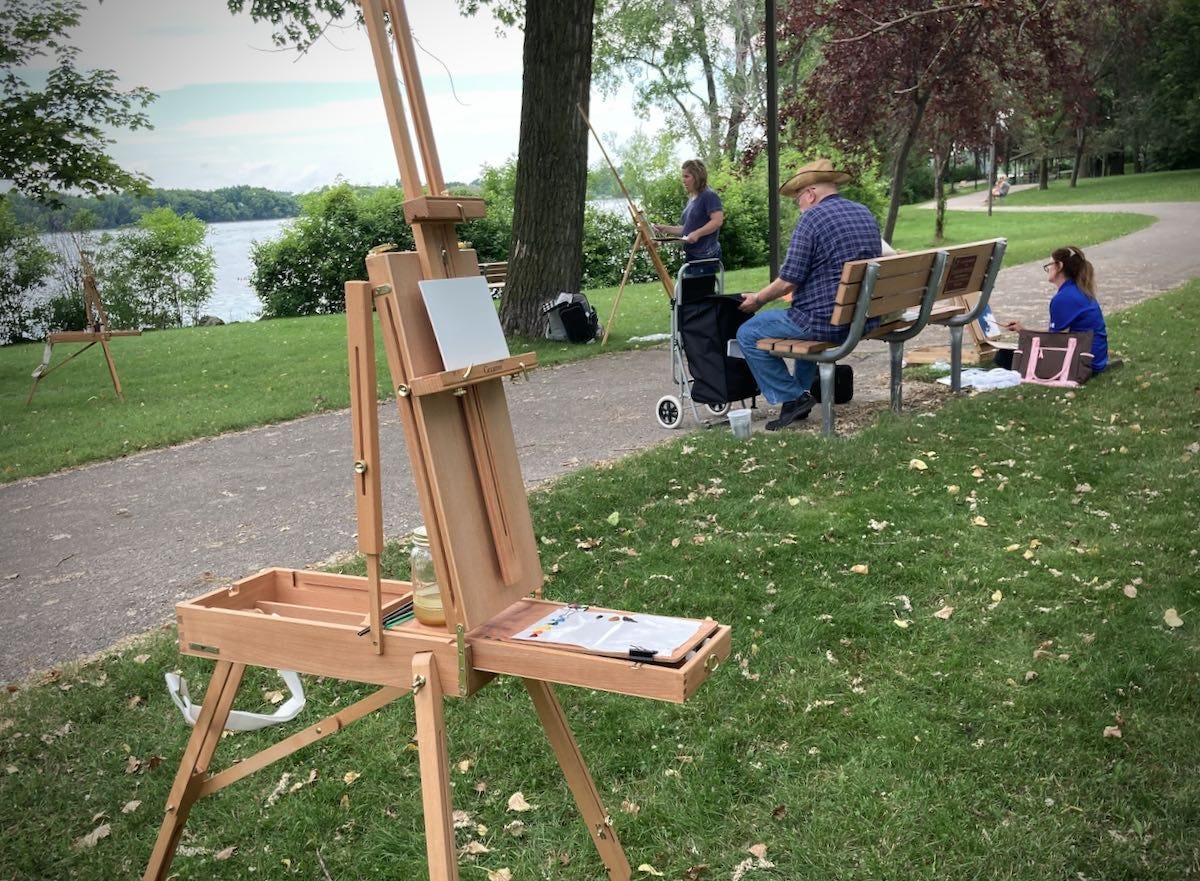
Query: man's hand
[{"left": 739, "top": 292, "right": 761, "bottom": 314}]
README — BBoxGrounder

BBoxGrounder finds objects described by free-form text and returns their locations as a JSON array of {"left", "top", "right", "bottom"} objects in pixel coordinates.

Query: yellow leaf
[
  {"left": 1102, "top": 725, "right": 1122, "bottom": 738},
  {"left": 933, "top": 606, "right": 954, "bottom": 620},
  {"left": 215, "top": 846, "right": 237, "bottom": 861},
  {"left": 971, "top": 466, "right": 984, "bottom": 477},
  {"left": 748, "top": 843, "right": 769, "bottom": 860},
  {"left": 457, "top": 759, "right": 473, "bottom": 773},
  {"left": 487, "top": 869, "right": 513, "bottom": 881},
  {"left": 606, "top": 511, "right": 620, "bottom": 526},
  {"left": 787, "top": 497, "right": 800, "bottom": 506},
  {"left": 850, "top": 563, "right": 869, "bottom": 575},
  {"left": 971, "top": 516, "right": 988, "bottom": 527},
  {"left": 1164, "top": 608, "right": 1184, "bottom": 628},
  {"left": 909, "top": 458, "right": 928, "bottom": 471},
  {"left": 638, "top": 865, "right": 665, "bottom": 877},
  {"left": 343, "top": 771, "right": 360, "bottom": 785},
  {"left": 946, "top": 484, "right": 960, "bottom": 494},
  {"left": 991, "top": 590, "right": 1003, "bottom": 603},
  {"left": 1005, "top": 544, "right": 1021, "bottom": 552},
  {"left": 894, "top": 618, "right": 911, "bottom": 629}
]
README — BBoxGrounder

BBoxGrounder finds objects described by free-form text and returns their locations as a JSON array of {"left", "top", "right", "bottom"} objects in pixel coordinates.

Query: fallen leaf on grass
[
  {"left": 452, "top": 810, "right": 474, "bottom": 829},
  {"left": 214, "top": 846, "right": 236, "bottom": 861},
  {"left": 621, "top": 800, "right": 640, "bottom": 814},
  {"left": 1103, "top": 725, "right": 1122, "bottom": 738},
  {"left": 73, "top": 823, "right": 110, "bottom": 849},
  {"left": 971, "top": 516, "right": 988, "bottom": 527},
  {"left": 638, "top": 865, "right": 664, "bottom": 876},
  {"left": 342, "top": 771, "right": 360, "bottom": 785},
  {"left": 504, "top": 820, "right": 525, "bottom": 837},
  {"left": 459, "top": 841, "right": 491, "bottom": 857},
  {"left": 1123, "top": 585, "right": 1138, "bottom": 598},
  {"left": 850, "top": 563, "right": 869, "bottom": 575},
  {"left": 487, "top": 869, "right": 512, "bottom": 881},
  {"left": 748, "top": 844, "right": 769, "bottom": 860},
  {"left": 1164, "top": 608, "right": 1184, "bottom": 628},
  {"left": 868, "top": 519, "right": 889, "bottom": 532},
  {"left": 122, "top": 800, "right": 141, "bottom": 814},
  {"left": 894, "top": 618, "right": 911, "bottom": 629},
  {"left": 606, "top": 511, "right": 620, "bottom": 526},
  {"left": 933, "top": 606, "right": 954, "bottom": 620},
  {"left": 507, "top": 791, "right": 534, "bottom": 812},
  {"left": 909, "top": 458, "right": 928, "bottom": 471},
  {"left": 133, "top": 654, "right": 150, "bottom": 664}
]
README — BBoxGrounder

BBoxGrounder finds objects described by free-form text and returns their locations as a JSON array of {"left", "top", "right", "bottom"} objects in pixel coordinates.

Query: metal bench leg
[
  {"left": 818, "top": 362, "right": 836, "bottom": 436},
  {"left": 949, "top": 325, "right": 964, "bottom": 392},
  {"left": 889, "top": 341, "right": 904, "bottom": 413}
]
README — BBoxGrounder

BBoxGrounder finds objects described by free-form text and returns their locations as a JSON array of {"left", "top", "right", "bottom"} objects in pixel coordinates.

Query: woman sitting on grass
[{"left": 1000, "top": 245, "right": 1110, "bottom": 374}]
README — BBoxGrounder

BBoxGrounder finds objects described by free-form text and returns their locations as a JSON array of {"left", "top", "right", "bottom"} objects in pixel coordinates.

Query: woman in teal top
[{"left": 1003, "top": 245, "right": 1109, "bottom": 373}]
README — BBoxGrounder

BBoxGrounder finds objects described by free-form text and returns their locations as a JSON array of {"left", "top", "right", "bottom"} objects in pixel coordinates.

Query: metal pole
[
  {"left": 766, "top": 0, "right": 779, "bottom": 277},
  {"left": 986, "top": 123, "right": 996, "bottom": 217}
]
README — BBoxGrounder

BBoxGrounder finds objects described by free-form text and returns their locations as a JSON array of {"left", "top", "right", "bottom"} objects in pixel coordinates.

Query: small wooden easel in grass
[
  {"left": 141, "top": 3, "right": 729, "bottom": 880},
  {"left": 27, "top": 252, "right": 141, "bottom": 404},
  {"left": 579, "top": 106, "right": 676, "bottom": 345}
]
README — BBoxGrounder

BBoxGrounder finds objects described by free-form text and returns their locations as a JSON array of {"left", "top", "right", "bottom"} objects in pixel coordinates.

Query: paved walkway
[{"left": 3, "top": 192, "right": 1198, "bottom": 685}]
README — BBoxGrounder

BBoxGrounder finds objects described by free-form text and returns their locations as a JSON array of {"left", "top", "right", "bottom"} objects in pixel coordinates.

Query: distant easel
[
  {"left": 905, "top": 292, "right": 1009, "bottom": 366},
  {"left": 578, "top": 106, "right": 675, "bottom": 345},
  {"left": 27, "top": 249, "right": 141, "bottom": 404}
]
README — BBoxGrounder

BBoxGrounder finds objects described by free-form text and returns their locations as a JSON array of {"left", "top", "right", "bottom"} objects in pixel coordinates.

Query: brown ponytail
[{"left": 1052, "top": 246, "right": 1095, "bottom": 298}]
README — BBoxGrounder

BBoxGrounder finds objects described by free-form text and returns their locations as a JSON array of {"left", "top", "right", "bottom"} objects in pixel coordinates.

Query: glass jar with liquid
[{"left": 410, "top": 526, "right": 445, "bottom": 627}]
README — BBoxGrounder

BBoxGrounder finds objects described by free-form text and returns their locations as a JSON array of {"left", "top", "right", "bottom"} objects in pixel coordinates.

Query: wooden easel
[
  {"left": 141, "top": 3, "right": 729, "bottom": 880},
  {"left": 904, "top": 292, "right": 1004, "bottom": 366},
  {"left": 27, "top": 251, "right": 141, "bottom": 404},
  {"left": 578, "top": 107, "right": 675, "bottom": 345}
]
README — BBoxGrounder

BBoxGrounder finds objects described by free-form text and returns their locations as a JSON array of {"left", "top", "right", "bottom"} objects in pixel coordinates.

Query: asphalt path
[{"left": 3, "top": 190, "right": 1198, "bottom": 685}]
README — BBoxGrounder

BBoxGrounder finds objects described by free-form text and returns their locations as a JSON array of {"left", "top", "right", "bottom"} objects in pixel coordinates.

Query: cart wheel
[
  {"left": 704, "top": 402, "right": 730, "bottom": 417},
  {"left": 655, "top": 395, "right": 683, "bottom": 429}
]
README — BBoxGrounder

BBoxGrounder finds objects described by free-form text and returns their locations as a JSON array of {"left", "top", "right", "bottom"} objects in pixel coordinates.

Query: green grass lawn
[
  {"left": 1002, "top": 168, "right": 1200, "bottom": 205},
  {"left": 2, "top": 281, "right": 1197, "bottom": 881},
  {"left": 0, "top": 206, "right": 1154, "bottom": 484}
]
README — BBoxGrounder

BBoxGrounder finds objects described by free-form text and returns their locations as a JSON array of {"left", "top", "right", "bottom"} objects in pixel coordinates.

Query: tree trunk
[
  {"left": 882, "top": 91, "right": 929, "bottom": 243},
  {"left": 933, "top": 147, "right": 950, "bottom": 242},
  {"left": 500, "top": 0, "right": 595, "bottom": 337},
  {"left": 1039, "top": 155, "right": 1049, "bottom": 189},
  {"left": 1071, "top": 127, "right": 1086, "bottom": 187}
]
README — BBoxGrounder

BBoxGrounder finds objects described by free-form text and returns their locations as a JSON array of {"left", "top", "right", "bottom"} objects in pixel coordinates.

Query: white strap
[{"left": 165, "top": 669, "right": 306, "bottom": 731}]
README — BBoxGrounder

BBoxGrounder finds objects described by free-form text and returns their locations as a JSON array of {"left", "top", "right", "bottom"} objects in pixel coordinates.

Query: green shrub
[{"left": 0, "top": 200, "right": 56, "bottom": 344}]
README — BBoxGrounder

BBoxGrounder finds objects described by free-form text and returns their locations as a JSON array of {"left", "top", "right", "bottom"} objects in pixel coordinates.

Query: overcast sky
[{"left": 57, "top": 0, "right": 663, "bottom": 194}]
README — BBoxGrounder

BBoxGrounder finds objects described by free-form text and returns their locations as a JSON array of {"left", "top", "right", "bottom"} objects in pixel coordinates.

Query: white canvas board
[
  {"left": 512, "top": 604, "right": 703, "bottom": 659},
  {"left": 418, "top": 275, "right": 510, "bottom": 370}
]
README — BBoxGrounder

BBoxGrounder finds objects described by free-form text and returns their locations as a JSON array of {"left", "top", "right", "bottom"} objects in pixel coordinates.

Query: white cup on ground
[{"left": 728, "top": 408, "right": 752, "bottom": 439}]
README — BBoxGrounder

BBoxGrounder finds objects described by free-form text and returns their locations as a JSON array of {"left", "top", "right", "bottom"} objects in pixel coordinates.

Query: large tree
[
  {"left": 230, "top": 0, "right": 596, "bottom": 338},
  {"left": 592, "top": 0, "right": 763, "bottom": 163},
  {"left": 1, "top": 0, "right": 155, "bottom": 200}
]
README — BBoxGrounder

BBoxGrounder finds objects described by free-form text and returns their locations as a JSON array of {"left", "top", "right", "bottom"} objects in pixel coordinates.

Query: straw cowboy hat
[{"left": 779, "top": 158, "right": 852, "bottom": 197}]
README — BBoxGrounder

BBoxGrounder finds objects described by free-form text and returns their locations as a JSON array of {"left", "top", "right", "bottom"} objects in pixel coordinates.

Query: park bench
[
  {"left": 27, "top": 254, "right": 142, "bottom": 404},
  {"left": 755, "top": 238, "right": 1007, "bottom": 435},
  {"left": 479, "top": 261, "right": 508, "bottom": 299}
]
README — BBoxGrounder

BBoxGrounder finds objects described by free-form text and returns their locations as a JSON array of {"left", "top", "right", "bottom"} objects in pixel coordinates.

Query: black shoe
[{"left": 765, "top": 393, "right": 815, "bottom": 431}]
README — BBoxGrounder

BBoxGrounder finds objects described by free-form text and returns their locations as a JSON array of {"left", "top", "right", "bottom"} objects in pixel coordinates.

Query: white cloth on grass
[{"left": 936, "top": 368, "right": 1022, "bottom": 390}]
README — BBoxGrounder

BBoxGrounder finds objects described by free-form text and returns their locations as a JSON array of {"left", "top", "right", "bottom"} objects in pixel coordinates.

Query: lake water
[
  {"left": 203, "top": 218, "right": 288, "bottom": 322},
  {"left": 40, "top": 199, "right": 630, "bottom": 325}
]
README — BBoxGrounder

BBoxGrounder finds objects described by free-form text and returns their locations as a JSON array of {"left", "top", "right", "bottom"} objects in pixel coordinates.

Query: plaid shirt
[{"left": 780, "top": 194, "right": 882, "bottom": 341}]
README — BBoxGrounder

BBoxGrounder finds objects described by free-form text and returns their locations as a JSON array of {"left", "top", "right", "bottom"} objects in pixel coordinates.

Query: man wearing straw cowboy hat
[{"left": 736, "top": 158, "right": 882, "bottom": 430}]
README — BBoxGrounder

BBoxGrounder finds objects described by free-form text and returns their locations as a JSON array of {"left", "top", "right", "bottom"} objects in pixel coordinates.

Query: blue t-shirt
[
  {"left": 681, "top": 188, "right": 722, "bottom": 270},
  {"left": 1048, "top": 279, "right": 1108, "bottom": 371},
  {"left": 780, "top": 194, "right": 882, "bottom": 341}
]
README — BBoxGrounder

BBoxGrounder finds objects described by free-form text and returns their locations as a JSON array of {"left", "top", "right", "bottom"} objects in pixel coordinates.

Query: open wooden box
[{"left": 178, "top": 567, "right": 731, "bottom": 704}]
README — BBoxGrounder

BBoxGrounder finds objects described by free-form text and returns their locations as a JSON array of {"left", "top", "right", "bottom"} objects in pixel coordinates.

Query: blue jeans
[{"left": 735, "top": 308, "right": 816, "bottom": 405}]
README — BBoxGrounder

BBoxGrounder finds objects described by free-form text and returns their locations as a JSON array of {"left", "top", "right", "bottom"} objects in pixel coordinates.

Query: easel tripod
[{"left": 141, "top": 3, "right": 729, "bottom": 879}]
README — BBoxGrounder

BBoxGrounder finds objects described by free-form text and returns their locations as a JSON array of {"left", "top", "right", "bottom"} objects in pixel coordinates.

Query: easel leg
[
  {"left": 523, "top": 679, "right": 632, "bottom": 881},
  {"left": 412, "top": 652, "right": 459, "bottom": 881},
  {"left": 100, "top": 337, "right": 125, "bottom": 400},
  {"left": 143, "top": 661, "right": 246, "bottom": 881},
  {"left": 602, "top": 237, "right": 641, "bottom": 346}
]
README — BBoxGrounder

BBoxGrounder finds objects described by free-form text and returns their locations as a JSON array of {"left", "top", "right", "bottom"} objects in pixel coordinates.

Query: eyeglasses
[{"left": 1042, "top": 262, "right": 1056, "bottom": 272}]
